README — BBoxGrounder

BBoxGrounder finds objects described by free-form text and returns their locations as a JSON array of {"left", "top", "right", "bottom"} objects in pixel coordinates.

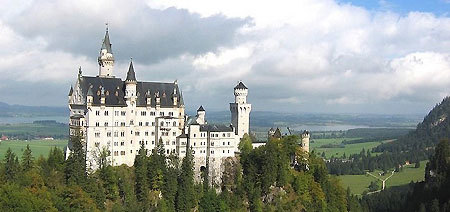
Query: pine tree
[
  {"left": 65, "top": 134, "right": 87, "bottom": 185},
  {"left": 134, "top": 143, "right": 149, "bottom": 204},
  {"left": 21, "top": 144, "right": 34, "bottom": 171},
  {"left": 148, "top": 138, "right": 167, "bottom": 191},
  {"left": 176, "top": 147, "right": 195, "bottom": 212},
  {"left": 4, "top": 148, "right": 20, "bottom": 182}
]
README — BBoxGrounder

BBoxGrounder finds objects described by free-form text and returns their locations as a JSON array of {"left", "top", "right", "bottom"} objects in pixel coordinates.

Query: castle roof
[
  {"left": 234, "top": 81, "right": 248, "bottom": 89},
  {"left": 197, "top": 105, "right": 205, "bottom": 112},
  {"left": 76, "top": 76, "right": 183, "bottom": 107},
  {"left": 200, "top": 124, "right": 234, "bottom": 132},
  {"left": 126, "top": 60, "right": 136, "bottom": 81},
  {"left": 101, "top": 29, "right": 113, "bottom": 53}
]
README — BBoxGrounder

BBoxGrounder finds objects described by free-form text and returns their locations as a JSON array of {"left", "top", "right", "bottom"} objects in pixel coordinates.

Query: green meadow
[
  {"left": 0, "top": 139, "right": 67, "bottom": 160},
  {"left": 338, "top": 160, "right": 427, "bottom": 195},
  {"left": 311, "top": 137, "right": 385, "bottom": 158}
]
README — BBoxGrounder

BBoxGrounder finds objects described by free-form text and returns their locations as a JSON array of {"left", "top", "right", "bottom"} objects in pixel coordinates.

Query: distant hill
[
  {"left": 0, "top": 102, "right": 67, "bottom": 117},
  {"left": 375, "top": 96, "right": 450, "bottom": 152}
]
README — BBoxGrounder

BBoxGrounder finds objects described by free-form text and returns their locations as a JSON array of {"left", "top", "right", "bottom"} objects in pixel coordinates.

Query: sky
[{"left": 0, "top": 0, "right": 450, "bottom": 115}]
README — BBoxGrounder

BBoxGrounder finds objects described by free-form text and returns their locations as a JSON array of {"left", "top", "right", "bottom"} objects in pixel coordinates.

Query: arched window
[{"left": 173, "top": 121, "right": 176, "bottom": 127}]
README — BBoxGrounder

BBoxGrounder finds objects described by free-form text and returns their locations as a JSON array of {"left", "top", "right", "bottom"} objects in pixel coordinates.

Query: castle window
[
  {"left": 104, "top": 122, "right": 108, "bottom": 127},
  {"left": 131, "top": 130, "right": 133, "bottom": 135},
  {"left": 95, "top": 122, "right": 100, "bottom": 127},
  {"left": 152, "top": 140, "right": 155, "bottom": 145},
  {"left": 145, "top": 122, "right": 149, "bottom": 126},
  {"left": 193, "top": 134, "right": 196, "bottom": 138},
  {"left": 145, "top": 132, "right": 149, "bottom": 136},
  {"left": 172, "top": 141, "right": 175, "bottom": 145},
  {"left": 114, "top": 142, "right": 118, "bottom": 146},
  {"left": 173, "top": 121, "right": 176, "bottom": 126},
  {"left": 121, "top": 132, "right": 125, "bottom": 137},
  {"left": 194, "top": 142, "right": 196, "bottom": 146},
  {"left": 115, "top": 111, "right": 119, "bottom": 116},
  {"left": 121, "top": 111, "right": 126, "bottom": 116},
  {"left": 120, "top": 141, "right": 124, "bottom": 146},
  {"left": 120, "top": 151, "right": 125, "bottom": 156},
  {"left": 95, "top": 132, "right": 100, "bottom": 137},
  {"left": 114, "top": 131, "right": 118, "bottom": 137},
  {"left": 139, "top": 122, "right": 143, "bottom": 126},
  {"left": 115, "top": 121, "right": 119, "bottom": 126},
  {"left": 114, "top": 151, "right": 118, "bottom": 156},
  {"left": 152, "top": 122, "right": 155, "bottom": 126},
  {"left": 145, "top": 141, "right": 148, "bottom": 145},
  {"left": 228, "top": 150, "right": 230, "bottom": 153},
  {"left": 131, "top": 140, "right": 133, "bottom": 144},
  {"left": 95, "top": 142, "right": 99, "bottom": 147},
  {"left": 160, "top": 112, "right": 164, "bottom": 116},
  {"left": 166, "top": 141, "right": 169, "bottom": 145},
  {"left": 150, "top": 112, "right": 155, "bottom": 116},
  {"left": 173, "top": 132, "right": 176, "bottom": 136},
  {"left": 141, "top": 111, "right": 146, "bottom": 116},
  {"left": 228, "top": 142, "right": 230, "bottom": 145},
  {"left": 151, "top": 132, "right": 155, "bottom": 136},
  {"left": 104, "top": 111, "right": 109, "bottom": 116},
  {"left": 223, "top": 150, "right": 225, "bottom": 153},
  {"left": 107, "top": 132, "right": 111, "bottom": 137},
  {"left": 211, "top": 151, "right": 214, "bottom": 154},
  {"left": 121, "top": 122, "right": 125, "bottom": 126},
  {"left": 227, "top": 133, "right": 230, "bottom": 137},
  {"left": 96, "top": 111, "right": 100, "bottom": 116},
  {"left": 166, "top": 149, "right": 169, "bottom": 154},
  {"left": 169, "top": 112, "right": 173, "bottom": 116},
  {"left": 130, "top": 120, "right": 134, "bottom": 125},
  {"left": 211, "top": 142, "right": 214, "bottom": 146},
  {"left": 160, "top": 121, "right": 164, "bottom": 126},
  {"left": 223, "top": 142, "right": 225, "bottom": 145},
  {"left": 135, "top": 131, "right": 140, "bottom": 136},
  {"left": 130, "top": 150, "right": 133, "bottom": 154}
]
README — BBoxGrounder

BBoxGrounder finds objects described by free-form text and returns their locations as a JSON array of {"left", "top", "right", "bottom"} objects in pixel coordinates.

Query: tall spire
[
  {"left": 126, "top": 58, "right": 136, "bottom": 82},
  {"left": 101, "top": 24, "right": 112, "bottom": 53}
]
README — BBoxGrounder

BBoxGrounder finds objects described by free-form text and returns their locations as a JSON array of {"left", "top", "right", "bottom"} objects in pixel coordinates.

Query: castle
[{"left": 66, "top": 28, "right": 251, "bottom": 185}]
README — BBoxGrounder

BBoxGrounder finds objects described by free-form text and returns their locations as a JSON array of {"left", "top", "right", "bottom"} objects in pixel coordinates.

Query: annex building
[{"left": 66, "top": 29, "right": 251, "bottom": 185}]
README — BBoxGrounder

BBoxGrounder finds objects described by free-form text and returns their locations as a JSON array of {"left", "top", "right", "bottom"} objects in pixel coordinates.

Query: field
[
  {"left": 338, "top": 160, "right": 427, "bottom": 195},
  {"left": 0, "top": 139, "right": 67, "bottom": 160},
  {"left": 311, "top": 137, "right": 385, "bottom": 158}
]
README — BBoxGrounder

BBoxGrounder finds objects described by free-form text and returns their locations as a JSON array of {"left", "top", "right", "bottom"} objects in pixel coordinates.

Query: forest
[{"left": 0, "top": 134, "right": 358, "bottom": 211}]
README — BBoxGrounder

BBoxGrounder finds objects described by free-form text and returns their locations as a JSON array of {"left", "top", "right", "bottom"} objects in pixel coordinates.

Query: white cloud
[{"left": 0, "top": 0, "right": 450, "bottom": 114}]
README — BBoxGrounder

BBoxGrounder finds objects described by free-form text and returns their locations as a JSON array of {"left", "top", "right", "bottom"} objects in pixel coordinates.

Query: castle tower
[
  {"left": 98, "top": 26, "right": 115, "bottom": 78},
  {"left": 196, "top": 106, "right": 206, "bottom": 125},
  {"left": 301, "top": 130, "right": 310, "bottom": 152},
  {"left": 230, "top": 81, "right": 251, "bottom": 138}
]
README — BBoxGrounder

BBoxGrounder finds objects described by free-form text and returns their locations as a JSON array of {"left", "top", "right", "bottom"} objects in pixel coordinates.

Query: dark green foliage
[
  {"left": 21, "top": 144, "right": 34, "bottom": 171},
  {"left": 199, "top": 189, "right": 228, "bottom": 212},
  {"left": 64, "top": 134, "right": 86, "bottom": 185},
  {"left": 176, "top": 148, "right": 195, "bottom": 212},
  {"left": 3, "top": 148, "right": 20, "bottom": 182},
  {"left": 134, "top": 143, "right": 148, "bottom": 204}
]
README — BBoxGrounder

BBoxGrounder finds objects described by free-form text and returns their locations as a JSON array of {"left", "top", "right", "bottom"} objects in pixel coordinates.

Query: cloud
[{"left": 0, "top": 0, "right": 449, "bottom": 114}]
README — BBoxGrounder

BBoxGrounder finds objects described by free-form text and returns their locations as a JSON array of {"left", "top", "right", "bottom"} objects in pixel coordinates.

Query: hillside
[
  {"left": 374, "top": 96, "right": 450, "bottom": 153},
  {"left": 0, "top": 102, "right": 67, "bottom": 118}
]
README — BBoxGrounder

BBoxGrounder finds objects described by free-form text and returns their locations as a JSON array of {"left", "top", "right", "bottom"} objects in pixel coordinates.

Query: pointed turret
[
  {"left": 126, "top": 60, "right": 136, "bottom": 82},
  {"left": 101, "top": 29, "right": 113, "bottom": 53},
  {"left": 68, "top": 86, "right": 73, "bottom": 96}
]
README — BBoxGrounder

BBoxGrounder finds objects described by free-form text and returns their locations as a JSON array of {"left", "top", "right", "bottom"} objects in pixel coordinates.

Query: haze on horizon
[{"left": 0, "top": 0, "right": 450, "bottom": 115}]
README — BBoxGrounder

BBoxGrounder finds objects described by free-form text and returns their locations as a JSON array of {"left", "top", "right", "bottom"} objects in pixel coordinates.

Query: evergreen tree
[
  {"left": 4, "top": 148, "right": 20, "bottom": 182},
  {"left": 21, "top": 144, "right": 34, "bottom": 171},
  {"left": 148, "top": 138, "right": 167, "bottom": 191},
  {"left": 176, "top": 148, "right": 195, "bottom": 212},
  {"left": 64, "top": 134, "right": 86, "bottom": 185},
  {"left": 238, "top": 133, "right": 253, "bottom": 154},
  {"left": 134, "top": 143, "right": 149, "bottom": 204}
]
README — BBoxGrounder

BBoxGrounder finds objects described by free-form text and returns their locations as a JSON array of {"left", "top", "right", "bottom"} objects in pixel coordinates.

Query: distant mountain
[
  {"left": 375, "top": 96, "right": 450, "bottom": 152},
  {"left": 0, "top": 102, "right": 67, "bottom": 117}
]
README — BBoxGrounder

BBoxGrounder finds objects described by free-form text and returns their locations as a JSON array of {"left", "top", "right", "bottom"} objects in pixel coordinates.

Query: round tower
[
  {"left": 301, "top": 130, "right": 310, "bottom": 152},
  {"left": 230, "top": 81, "right": 251, "bottom": 138}
]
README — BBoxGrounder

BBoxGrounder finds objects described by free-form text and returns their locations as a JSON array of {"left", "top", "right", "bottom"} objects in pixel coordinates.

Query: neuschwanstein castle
[{"left": 66, "top": 29, "right": 251, "bottom": 184}]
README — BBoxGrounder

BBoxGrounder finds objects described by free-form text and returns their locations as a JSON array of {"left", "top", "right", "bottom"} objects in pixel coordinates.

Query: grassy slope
[
  {"left": 0, "top": 140, "right": 67, "bottom": 160},
  {"left": 338, "top": 160, "right": 427, "bottom": 195}
]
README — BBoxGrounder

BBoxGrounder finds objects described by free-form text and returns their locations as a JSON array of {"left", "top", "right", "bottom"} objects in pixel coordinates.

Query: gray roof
[
  {"left": 234, "top": 81, "right": 248, "bottom": 89},
  {"left": 126, "top": 61, "right": 136, "bottom": 81},
  {"left": 197, "top": 105, "right": 205, "bottom": 111},
  {"left": 77, "top": 76, "right": 183, "bottom": 107},
  {"left": 200, "top": 124, "right": 233, "bottom": 132},
  {"left": 68, "top": 86, "right": 73, "bottom": 96},
  {"left": 101, "top": 30, "right": 113, "bottom": 53}
]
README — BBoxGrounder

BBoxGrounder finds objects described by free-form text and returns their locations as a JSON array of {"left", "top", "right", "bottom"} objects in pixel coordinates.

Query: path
[{"left": 366, "top": 170, "right": 395, "bottom": 194}]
